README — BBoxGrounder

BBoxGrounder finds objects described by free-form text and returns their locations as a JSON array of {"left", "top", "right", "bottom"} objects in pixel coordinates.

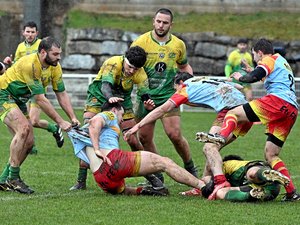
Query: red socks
[
  {"left": 220, "top": 114, "right": 238, "bottom": 138},
  {"left": 272, "top": 159, "right": 295, "bottom": 194},
  {"left": 214, "top": 175, "right": 227, "bottom": 185}
]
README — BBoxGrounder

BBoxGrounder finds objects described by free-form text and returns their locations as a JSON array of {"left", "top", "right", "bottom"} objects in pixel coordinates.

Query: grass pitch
[
  {"left": 0, "top": 110, "right": 299, "bottom": 225},
  {"left": 66, "top": 10, "right": 300, "bottom": 41}
]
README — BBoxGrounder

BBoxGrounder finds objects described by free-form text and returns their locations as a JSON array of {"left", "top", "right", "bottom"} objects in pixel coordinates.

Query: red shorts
[
  {"left": 249, "top": 95, "right": 298, "bottom": 142},
  {"left": 93, "top": 149, "right": 141, "bottom": 194},
  {"left": 213, "top": 109, "right": 253, "bottom": 137}
]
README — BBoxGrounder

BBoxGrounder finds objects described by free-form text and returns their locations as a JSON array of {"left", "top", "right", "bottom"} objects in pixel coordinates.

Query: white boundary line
[{"left": 0, "top": 189, "right": 98, "bottom": 202}]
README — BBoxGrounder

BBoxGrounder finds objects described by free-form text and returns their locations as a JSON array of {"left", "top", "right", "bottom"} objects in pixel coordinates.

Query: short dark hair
[
  {"left": 125, "top": 46, "right": 147, "bottom": 68},
  {"left": 237, "top": 38, "right": 248, "bottom": 44},
  {"left": 252, "top": 38, "right": 274, "bottom": 54},
  {"left": 101, "top": 101, "right": 123, "bottom": 112},
  {"left": 155, "top": 8, "right": 173, "bottom": 22},
  {"left": 38, "top": 36, "right": 61, "bottom": 53},
  {"left": 223, "top": 154, "right": 244, "bottom": 162},
  {"left": 24, "top": 21, "right": 38, "bottom": 31},
  {"left": 174, "top": 72, "right": 193, "bottom": 84}
]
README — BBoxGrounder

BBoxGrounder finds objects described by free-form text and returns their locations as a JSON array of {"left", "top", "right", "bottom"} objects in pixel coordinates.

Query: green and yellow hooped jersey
[
  {"left": 14, "top": 38, "right": 41, "bottom": 62},
  {"left": 131, "top": 31, "right": 188, "bottom": 103},
  {"left": 0, "top": 53, "right": 65, "bottom": 103}
]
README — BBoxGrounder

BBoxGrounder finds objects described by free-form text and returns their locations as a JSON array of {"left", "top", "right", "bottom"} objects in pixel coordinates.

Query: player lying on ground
[
  {"left": 181, "top": 155, "right": 289, "bottom": 202},
  {"left": 67, "top": 102, "right": 205, "bottom": 195}
]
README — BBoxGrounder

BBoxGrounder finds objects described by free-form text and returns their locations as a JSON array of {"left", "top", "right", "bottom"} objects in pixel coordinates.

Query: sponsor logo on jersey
[
  {"left": 169, "top": 52, "right": 176, "bottom": 58},
  {"left": 155, "top": 62, "right": 167, "bottom": 73},
  {"left": 159, "top": 53, "right": 165, "bottom": 59}
]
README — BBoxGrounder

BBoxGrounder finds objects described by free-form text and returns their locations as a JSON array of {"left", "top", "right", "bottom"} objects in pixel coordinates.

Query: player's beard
[
  {"left": 240, "top": 49, "right": 247, "bottom": 53},
  {"left": 154, "top": 27, "right": 170, "bottom": 38},
  {"left": 45, "top": 54, "right": 59, "bottom": 66}
]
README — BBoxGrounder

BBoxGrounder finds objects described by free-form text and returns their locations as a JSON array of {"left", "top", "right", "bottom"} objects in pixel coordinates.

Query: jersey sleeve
[
  {"left": 169, "top": 87, "right": 189, "bottom": 107},
  {"left": 99, "top": 59, "right": 121, "bottom": 85},
  {"left": 51, "top": 64, "right": 65, "bottom": 92},
  {"left": 176, "top": 39, "right": 188, "bottom": 66},
  {"left": 14, "top": 43, "right": 23, "bottom": 63},
  {"left": 224, "top": 64, "right": 232, "bottom": 77},
  {"left": 225, "top": 51, "right": 236, "bottom": 71},
  {"left": 134, "top": 68, "right": 149, "bottom": 95},
  {"left": 29, "top": 81, "right": 45, "bottom": 95},
  {"left": 25, "top": 66, "right": 45, "bottom": 95},
  {"left": 99, "top": 111, "right": 116, "bottom": 126},
  {"left": 257, "top": 56, "right": 276, "bottom": 76}
]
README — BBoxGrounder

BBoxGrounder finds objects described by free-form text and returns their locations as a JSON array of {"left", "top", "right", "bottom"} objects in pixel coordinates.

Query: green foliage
[
  {"left": 66, "top": 10, "right": 300, "bottom": 41},
  {"left": 0, "top": 11, "right": 7, "bottom": 16},
  {"left": 66, "top": 9, "right": 152, "bottom": 32},
  {"left": 0, "top": 110, "right": 300, "bottom": 224}
]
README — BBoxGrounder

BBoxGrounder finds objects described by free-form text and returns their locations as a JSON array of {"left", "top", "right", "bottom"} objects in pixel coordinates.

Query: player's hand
[
  {"left": 124, "top": 125, "right": 139, "bottom": 141},
  {"left": 95, "top": 149, "right": 112, "bottom": 166},
  {"left": 241, "top": 59, "right": 253, "bottom": 73},
  {"left": 108, "top": 97, "right": 124, "bottom": 103},
  {"left": 144, "top": 99, "right": 155, "bottom": 111},
  {"left": 230, "top": 72, "right": 242, "bottom": 81},
  {"left": 71, "top": 118, "right": 81, "bottom": 128},
  {"left": 3, "top": 54, "right": 13, "bottom": 65},
  {"left": 233, "top": 83, "right": 244, "bottom": 90},
  {"left": 58, "top": 121, "right": 72, "bottom": 132}
]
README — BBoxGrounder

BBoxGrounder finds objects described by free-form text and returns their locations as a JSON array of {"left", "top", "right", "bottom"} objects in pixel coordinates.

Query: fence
[{"left": 46, "top": 74, "right": 300, "bottom": 112}]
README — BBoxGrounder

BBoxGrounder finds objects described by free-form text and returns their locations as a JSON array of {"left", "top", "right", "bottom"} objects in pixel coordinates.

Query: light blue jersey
[
  {"left": 67, "top": 111, "right": 120, "bottom": 164},
  {"left": 170, "top": 77, "right": 247, "bottom": 113},
  {"left": 258, "top": 54, "right": 298, "bottom": 109}
]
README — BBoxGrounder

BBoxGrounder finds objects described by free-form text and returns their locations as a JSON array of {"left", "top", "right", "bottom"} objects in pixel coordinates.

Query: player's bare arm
[
  {"left": 89, "top": 114, "right": 112, "bottom": 165},
  {"left": 178, "top": 63, "right": 193, "bottom": 75},
  {"left": 241, "top": 58, "right": 253, "bottom": 73},
  {"left": 34, "top": 94, "right": 72, "bottom": 131},
  {"left": 124, "top": 100, "right": 175, "bottom": 140},
  {"left": 55, "top": 90, "right": 80, "bottom": 126}
]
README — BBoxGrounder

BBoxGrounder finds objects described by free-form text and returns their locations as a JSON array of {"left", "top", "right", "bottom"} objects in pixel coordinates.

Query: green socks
[
  {"left": 47, "top": 123, "right": 58, "bottom": 133},
  {"left": 8, "top": 166, "right": 20, "bottom": 180},
  {"left": 225, "top": 190, "right": 250, "bottom": 201},
  {"left": 0, "top": 163, "right": 10, "bottom": 183},
  {"left": 256, "top": 167, "right": 270, "bottom": 184}
]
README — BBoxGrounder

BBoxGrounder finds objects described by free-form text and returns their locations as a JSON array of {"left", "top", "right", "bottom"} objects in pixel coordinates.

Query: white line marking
[{"left": 0, "top": 190, "right": 99, "bottom": 202}]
